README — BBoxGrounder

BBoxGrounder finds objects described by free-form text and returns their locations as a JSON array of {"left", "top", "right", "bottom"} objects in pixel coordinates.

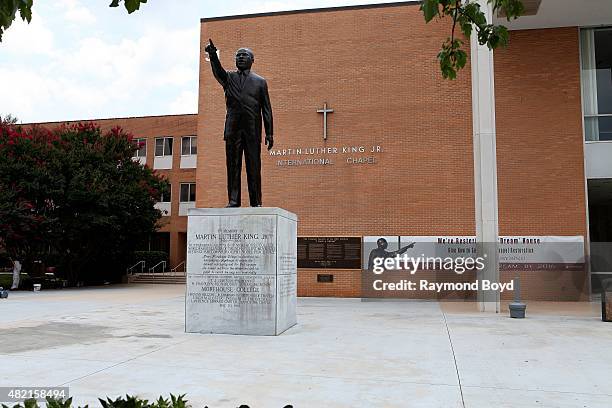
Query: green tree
[
  {"left": 0, "top": 120, "right": 168, "bottom": 284},
  {"left": 421, "top": 0, "right": 525, "bottom": 79},
  {"left": 0, "top": 0, "right": 147, "bottom": 41}
]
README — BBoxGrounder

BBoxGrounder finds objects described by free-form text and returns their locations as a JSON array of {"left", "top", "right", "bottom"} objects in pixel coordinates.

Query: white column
[{"left": 470, "top": 0, "right": 500, "bottom": 312}]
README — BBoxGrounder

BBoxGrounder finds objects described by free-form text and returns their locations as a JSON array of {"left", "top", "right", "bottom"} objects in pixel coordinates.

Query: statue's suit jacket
[{"left": 209, "top": 52, "right": 273, "bottom": 142}]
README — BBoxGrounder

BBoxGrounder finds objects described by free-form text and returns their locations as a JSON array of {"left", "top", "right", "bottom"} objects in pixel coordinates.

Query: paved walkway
[{"left": 1, "top": 285, "right": 610, "bottom": 407}]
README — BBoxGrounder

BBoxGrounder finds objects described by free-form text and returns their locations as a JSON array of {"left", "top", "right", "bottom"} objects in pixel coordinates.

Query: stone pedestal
[{"left": 185, "top": 207, "right": 297, "bottom": 335}]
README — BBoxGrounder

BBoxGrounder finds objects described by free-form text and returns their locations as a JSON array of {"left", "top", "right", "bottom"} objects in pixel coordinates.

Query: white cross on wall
[{"left": 316, "top": 102, "right": 334, "bottom": 140}]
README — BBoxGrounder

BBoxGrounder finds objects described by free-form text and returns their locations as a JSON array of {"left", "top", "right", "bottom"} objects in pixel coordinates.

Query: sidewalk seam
[
  {"left": 442, "top": 310, "right": 466, "bottom": 408},
  {"left": 57, "top": 338, "right": 192, "bottom": 387}
]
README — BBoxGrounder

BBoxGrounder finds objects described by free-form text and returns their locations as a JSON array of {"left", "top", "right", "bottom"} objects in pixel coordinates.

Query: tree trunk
[{"left": 11, "top": 260, "right": 22, "bottom": 289}]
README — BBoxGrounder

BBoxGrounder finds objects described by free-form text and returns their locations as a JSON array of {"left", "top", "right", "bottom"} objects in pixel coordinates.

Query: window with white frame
[
  {"left": 158, "top": 185, "right": 171, "bottom": 203},
  {"left": 181, "top": 136, "right": 197, "bottom": 155},
  {"left": 155, "top": 137, "right": 173, "bottom": 156},
  {"left": 180, "top": 183, "right": 196, "bottom": 202},
  {"left": 581, "top": 28, "right": 612, "bottom": 141},
  {"left": 133, "top": 138, "right": 146, "bottom": 158}
]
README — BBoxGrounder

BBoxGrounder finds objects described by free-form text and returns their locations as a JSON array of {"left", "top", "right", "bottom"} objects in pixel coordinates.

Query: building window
[
  {"left": 181, "top": 136, "right": 197, "bottom": 155},
  {"left": 133, "top": 138, "right": 146, "bottom": 158},
  {"left": 180, "top": 183, "right": 196, "bottom": 202},
  {"left": 159, "top": 185, "right": 171, "bottom": 203},
  {"left": 581, "top": 28, "right": 612, "bottom": 141},
  {"left": 155, "top": 137, "right": 173, "bottom": 156}
]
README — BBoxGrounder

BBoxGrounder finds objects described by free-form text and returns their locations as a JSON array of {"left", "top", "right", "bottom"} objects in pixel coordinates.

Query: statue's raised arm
[
  {"left": 205, "top": 39, "right": 227, "bottom": 87},
  {"left": 390, "top": 242, "right": 415, "bottom": 257}
]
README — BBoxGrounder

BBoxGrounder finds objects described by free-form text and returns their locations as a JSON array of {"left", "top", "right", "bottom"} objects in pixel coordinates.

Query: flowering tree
[{"left": 0, "top": 120, "right": 168, "bottom": 285}]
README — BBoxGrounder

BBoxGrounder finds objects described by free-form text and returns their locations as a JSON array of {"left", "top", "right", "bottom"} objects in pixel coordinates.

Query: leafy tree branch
[
  {"left": 420, "top": 0, "right": 525, "bottom": 79},
  {"left": 0, "top": 0, "right": 147, "bottom": 41}
]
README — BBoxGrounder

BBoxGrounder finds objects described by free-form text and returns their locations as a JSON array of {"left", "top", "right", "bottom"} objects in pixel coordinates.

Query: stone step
[
  {"left": 131, "top": 279, "right": 186, "bottom": 284},
  {"left": 132, "top": 273, "right": 186, "bottom": 277},
  {"left": 128, "top": 274, "right": 186, "bottom": 284}
]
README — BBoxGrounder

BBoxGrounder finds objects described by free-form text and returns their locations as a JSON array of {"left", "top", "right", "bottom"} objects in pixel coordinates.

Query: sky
[{"left": 0, "top": 0, "right": 399, "bottom": 123}]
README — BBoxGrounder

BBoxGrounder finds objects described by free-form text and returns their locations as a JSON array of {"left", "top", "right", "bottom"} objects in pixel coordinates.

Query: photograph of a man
[{"left": 367, "top": 237, "right": 414, "bottom": 270}]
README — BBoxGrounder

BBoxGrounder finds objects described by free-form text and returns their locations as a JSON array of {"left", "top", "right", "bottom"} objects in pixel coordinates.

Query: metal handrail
[
  {"left": 149, "top": 261, "right": 166, "bottom": 273},
  {"left": 170, "top": 261, "right": 185, "bottom": 273},
  {"left": 585, "top": 113, "right": 612, "bottom": 118},
  {"left": 126, "top": 260, "right": 145, "bottom": 275}
]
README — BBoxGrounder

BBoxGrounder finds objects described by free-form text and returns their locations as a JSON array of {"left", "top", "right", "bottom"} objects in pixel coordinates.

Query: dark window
[
  {"left": 155, "top": 137, "right": 173, "bottom": 156},
  {"left": 599, "top": 117, "right": 612, "bottom": 141},
  {"left": 581, "top": 28, "right": 612, "bottom": 141},
  {"left": 149, "top": 232, "right": 170, "bottom": 253},
  {"left": 595, "top": 29, "right": 612, "bottom": 115},
  {"left": 155, "top": 138, "right": 163, "bottom": 156},
  {"left": 180, "top": 183, "right": 196, "bottom": 202},
  {"left": 164, "top": 137, "right": 173, "bottom": 156},
  {"left": 133, "top": 138, "right": 146, "bottom": 157},
  {"left": 181, "top": 136, "right": 197, "bottom": 155},
  {"left": 159, "top": 185, "right": 171, "bottom": 203}
]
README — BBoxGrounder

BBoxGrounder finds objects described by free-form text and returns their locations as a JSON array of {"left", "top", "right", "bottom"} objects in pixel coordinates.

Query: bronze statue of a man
[{"left": 205, "top": 39, "right": 274, "bottom": 208}]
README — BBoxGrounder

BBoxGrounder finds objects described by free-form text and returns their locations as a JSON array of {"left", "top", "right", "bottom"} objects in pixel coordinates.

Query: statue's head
[
  {"left": 376, "top": 238, "right": 388, "bottom": 250},
  {"left": 235, "top": 48, "right": 254, "bottom": 71}
]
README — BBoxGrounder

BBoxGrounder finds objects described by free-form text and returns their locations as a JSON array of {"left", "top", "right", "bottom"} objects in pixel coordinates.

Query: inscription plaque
[
  {"left": 297, "top": 237, "right": 361, "bottom": 269},
  {"left": 317, "top": 274, "right": 334, "bottom": 283},
  {"left": 186, "top": 207, "right": 297, "bottom": 335}
]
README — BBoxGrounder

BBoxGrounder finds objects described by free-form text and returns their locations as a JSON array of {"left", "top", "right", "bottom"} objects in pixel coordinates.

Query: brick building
[
  {"left": 196, "top": 1, "right": 612, "bottom": 301},
  {"left": 29, "top": 1, "right": 612, "bottom": 301}
]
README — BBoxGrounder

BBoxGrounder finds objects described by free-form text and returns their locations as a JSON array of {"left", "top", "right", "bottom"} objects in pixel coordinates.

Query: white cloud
[
  {"left": 0, "top": 23, "right": 200, "bottom": 122},
  {"left": 0, "top": 67, "right": 54, "bottom": 119},
  {"left": 169, "top": 90, "right": 198, "bottom": 114},
  {"left": 1, "top": 12, "right": 55, "bottom": 56},
  {"left": 57, "top": 0, "right": 97, "bottom": 25},
  {"left": 221, "top": 0, "right": 398, "bottom": 16}
]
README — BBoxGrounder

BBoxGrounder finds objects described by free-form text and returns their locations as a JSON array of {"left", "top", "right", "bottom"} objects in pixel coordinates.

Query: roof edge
[
  {"left": 200, "top": 1, "right": 419, "bottom": 23},
  {"left": 22, "top": 113, "right": 198, "bottom": 126}
]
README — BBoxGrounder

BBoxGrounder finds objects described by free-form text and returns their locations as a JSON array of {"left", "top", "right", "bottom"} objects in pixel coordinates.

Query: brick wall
[{"left": 494, "top": 28, "right": 589, "bottom": 300}]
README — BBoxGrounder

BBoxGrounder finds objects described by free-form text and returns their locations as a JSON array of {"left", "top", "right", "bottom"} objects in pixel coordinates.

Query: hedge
[{"left": 0, "top": 273, "right": 32, "bottom": 290}]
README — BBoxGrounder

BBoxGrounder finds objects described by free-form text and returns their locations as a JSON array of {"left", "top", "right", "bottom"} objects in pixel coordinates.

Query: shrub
[
  {"left": 2, "top": 395, "right": 189, "bottom": 408},
  {"left": 0, "top": 273, "right": 32, "bottom": 289},
  {"left": 0, "top": 395, "right": 294, "bottom": 408}
]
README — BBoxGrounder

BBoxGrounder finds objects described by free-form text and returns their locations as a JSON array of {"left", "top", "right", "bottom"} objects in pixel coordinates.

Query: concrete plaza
[{"left": 1, "top": 285, "right": 610, "bottom": 407}]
